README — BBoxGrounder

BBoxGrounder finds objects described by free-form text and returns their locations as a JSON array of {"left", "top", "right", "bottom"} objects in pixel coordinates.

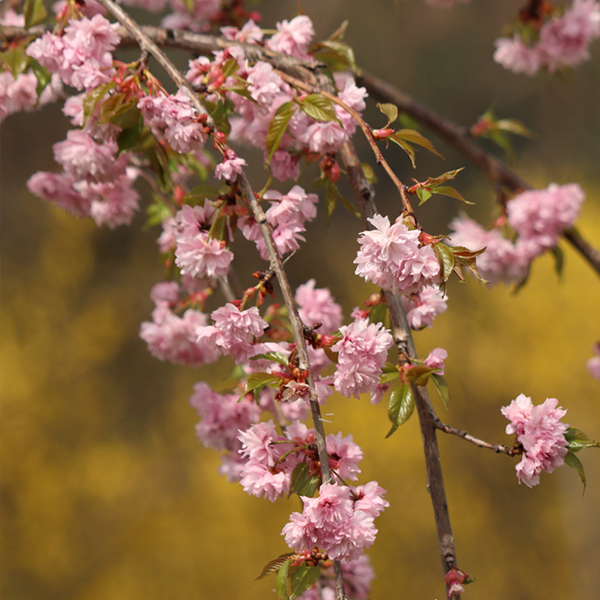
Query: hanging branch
[
  {"left": 93, "top": 2, "right": 345, "bottom": 596},
  {"left": 337, "top": 140, "right": 460, "bottom": 596},
  {"left": 354, "top": 70, "right": 600, "bottom": 277}
]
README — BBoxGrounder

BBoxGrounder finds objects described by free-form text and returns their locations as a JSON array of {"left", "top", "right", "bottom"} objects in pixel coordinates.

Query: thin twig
[{"left": 432, "top": 419, "right": 520, "bottom": 456}]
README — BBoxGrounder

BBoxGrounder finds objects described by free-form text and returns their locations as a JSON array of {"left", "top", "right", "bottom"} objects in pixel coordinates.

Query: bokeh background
[{"left": 2, "top": 0, "right": 600, "bottom": 599}]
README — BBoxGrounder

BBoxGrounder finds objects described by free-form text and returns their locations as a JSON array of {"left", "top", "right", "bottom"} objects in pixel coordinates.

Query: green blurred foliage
[{"left": 2, "top": 1, "right": 600, "bottom": 599}]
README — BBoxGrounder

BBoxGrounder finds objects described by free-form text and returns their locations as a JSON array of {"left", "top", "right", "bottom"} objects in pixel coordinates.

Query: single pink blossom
[
  {"left": 501, "top": 394, "right": 569, "bottom": 487},
  {"left": 424, "top": 347, "right": 448, "bottom": 376},
  {"left": 332, "top": 318, "right": 394, "bottom": 399},
  {"left": 295, "top": 279, "right": 343, "bottom": 334}
]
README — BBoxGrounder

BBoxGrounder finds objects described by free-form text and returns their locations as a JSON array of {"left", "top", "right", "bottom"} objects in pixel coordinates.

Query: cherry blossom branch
[
  {"left": 275, "top": 71, "right": 414, "bottom": 214},
  {"left": 338, "top": 141, "right": 460, "bottom": 597},
  {"left": 354, "top": 70, "right": 600, "bottom": 277},
  {"left": 90, "top": 5, "right": 345, "bottom": 596}
]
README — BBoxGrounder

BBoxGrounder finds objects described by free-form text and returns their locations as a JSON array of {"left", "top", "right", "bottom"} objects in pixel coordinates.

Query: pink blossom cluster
[
  {"left": 197, "top": 303, "right": 268, "bottom": 364},
  {"left": 494, "top": 0, "right": 600, "bottom": 75},
  {"left": 587, "top": 342, "right": 600, "bottom": 381},
  {"left": 172, "top": 204, "right": 234, "bottom": 280},
  {"left": 225, "top": 40, "right": 367, "bottom": 181},
  {"left": 354, "top": 214, "right": 442, "bottom": 295},
  {"left": 138, "top": 87, "right": 208, "bottom": 154},
  {"left": 401, "top": 285, "right": 448, "bottom": 330},
  {"left": 27, "top": 129, "right": 140, "bottom": 228},
  {"left": 282, "top": 481, "right": 388, "bottom": 561},
  {"left": 448, "top": 215, "right": 529, "bottom": 285},
  {"left": 449, "top": 183, "right": 584, "bottom": 285},
  {"left": 506, "top": 183, "right": 585, "bottom": 255},
  {"left": 501, "top": 394, "right": 569, "bottom": 487},
  {"left": 189, "top": 381, "right": 261, "bottom": 452},
  {"left": 296, "top": 555, "right": 374, "bottom": 600},
  {"left": 139, "top": 281, "right": 219, "bottom": 367},
  {"left": 0, "top": 71, "right": 62, "bottom": 123},
  {"left": 265, "top": 15, "right": 315, "bottom": 61},
  {"left": 27, "top": 166, "right": 140, "bottom": 228},
  {"left": 239, "top": 185, "right": 318, "bottom": 259},
  {"left": 295, "top": 279, "right": 343, "bottom": 334},
  {"left": 331, "top": 318, "right": 394, "bottom": 399},
  {"left": 238, "top": 420, "right": 363, "bottom": 502},
  {"left": 26, "top": 14, "right": 119, "bottom": 91}
]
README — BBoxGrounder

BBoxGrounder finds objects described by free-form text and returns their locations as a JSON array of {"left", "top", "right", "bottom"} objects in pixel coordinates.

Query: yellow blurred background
[{"left": 2, "top": 1, "right": 600, "bottom": 599}]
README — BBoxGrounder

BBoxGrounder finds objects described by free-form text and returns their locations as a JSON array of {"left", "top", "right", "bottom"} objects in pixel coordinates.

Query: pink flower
[
  {"left": 140, "top": 306, "right": 219, "bottom": 367},
  {"left": 448, "top": 215, "right": 529, "bottom": 285},
  {"left": 507, "top": 183, "right": 585, "bottom": 253},
  {"left": 221, "top": 19, "right": 263, "bottom": 44},
  {"left": 493, "top": 36, "right": 543, "bottom": 75},
  {"left": 424, "top": 348, "right": 448, "bottom": 376},
  {"left": 325, "top": 432, "right": 363, "bottom": 481},
  {"left": 501, "top": 394, "right": 569, "bottom": 487},
  {"left": 189, "top": 382, "right": 261, "bottom": 452},
  {"left": 27, "top": 171, "right": 92, "bottom": 218},
  {"left": 282, "top": 482, "right": 386, "bottom": 561},
  {"left": 266, "top": 15, "right": 315, "bottom": 60},
  {"left": 215, "top": 151, "right": 247, "bottom": 181},
  {"left": 295, "top": 279, "right": 343, "bottom": 334},
  {"left": 354, "top": 214, "right": 441, "bottom": 295},
  {"left": 332, "top": 318, "right": 394, "bottom": 399},
  {"left": 174, "top": 205, "right": 233, "bottom": 279},
  {"left": 197, "top": 303, "right": 268, "bottom": 364},
  {"left": 401, "top": 285, "right": 448, "bottom": 330}
]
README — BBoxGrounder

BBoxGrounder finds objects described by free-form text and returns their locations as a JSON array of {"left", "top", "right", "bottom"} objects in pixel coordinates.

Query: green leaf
[
  {"left": 416, "top": 188, "right": 432, "bottom": 205},
  {"left": 289, "top": 462, "right": 310, "bottom": 496},
  {"left": 389, "top": 133, "right": 416, "bottom": 168},
  {"left": 564, "top": 450, "right": 586, "bottom": 493},
  {"left": 145, "top": 199, "right": 172, "bottom": 228},
  {"left": 116, "top": 114, "right": 144, "bottom": 154},
  {"left": 386, "top": 383, "right": 415, "bottom": 438},
  {"left": 253, "top": 553, "right": 294, "bottom": 582},
  {"left": 361, "top": 162, "right": 378, "bottom": 184},
  {"left": 314, "top": 40, "right": 357, "bottom": 72},
  {"left": 28, "top": 58, "right": 51, "bottom": 97},
  {"left": 394, "top": 128, "right": 443, "bottom": 159},
  {"left": 23, "top": 0, "right": 47, "bottom": 28},
  {"left": 299, "top": 94, "right": 340, "bottom": 123},
  {"left": 328, "top": 19, "right": 349, "bottom": 42},
  {"left": 275, "top": 559, "right": 292, "bottom": 600},
  {"left": 266, "top": 101, "right": 296, "bottom": 165},
  {"left": 550, "top": 245, "right": 564, "bottom": 279},
  {"left": 181, "top": 0, "right": 194, "bottom": 14},
  {"left": 325, "top": 180, "right": 337, "bottom": 220},
  {"left": 377, "top": 102, "right": 398, "bottom": 125},
  {"left": 565, "top": 428, "right": 600, "bottom": 452},
  {"left": 242, "top": 373, "right": 280, "bottom": 399},
  {"left": 433, "top": 242, "right": 456, "bottom": 283},
  {"left": 109, "top": 103, "right": 142, "bottom": 130},
  {"left": 421, "top": 168, "right": 464, "bottom": 187},
  {"left": 432, "top": 185, "right": 472, "bottom": 205},
  {"left": 404, "top": 364, "right": 435, "bottom": 387},
  {"left": 289, "top": 564, "right": 320, "bottom": 600},
  {"left": 297, "top": 474, "right": 321, "bottom": 498},
  {"left": 82, "top": 82, "right": 116, "bottom": 126},
  {"left": 494, "top": 118, "right": 535, "bottom": 138},
  {"left": 221, "top": 58, "right": 240, "bottom": 79},
  {"left": 0, "top": 47, "right": 29, "bottom": 77},
  {"left": 249, "top": 351, "right": 290, "bottom": 366},
  {"left": 380, "top": 370, "right": 400, "bottom": 384},
  {"left": 184, "top": 183, "right": 220, "bottom": 203},
  {"left": 368, "top": 301, "right": 388, "bottom": 327},
  {"left": 431, "top": 374, "right": 450, "bottom": 409}
]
